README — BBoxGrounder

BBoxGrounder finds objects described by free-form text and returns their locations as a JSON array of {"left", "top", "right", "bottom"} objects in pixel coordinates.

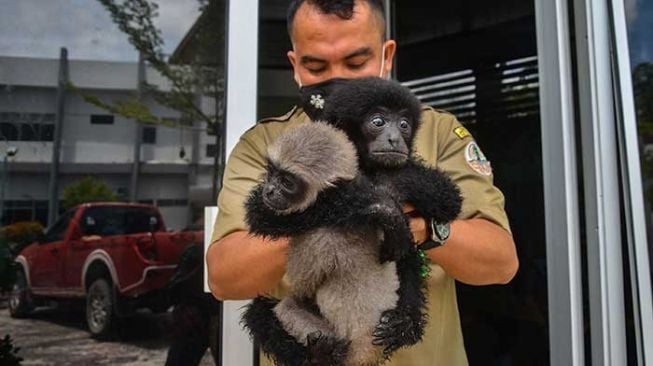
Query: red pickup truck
[{"left": 9, "top": 202, "right": 203, "bottom": 339}]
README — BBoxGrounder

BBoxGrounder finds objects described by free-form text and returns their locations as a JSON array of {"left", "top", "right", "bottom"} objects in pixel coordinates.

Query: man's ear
[
  {"left": 382, "top": 40, "right": 397, "bottom": 78},
  {"left": 287, "top": 50, "right": 301, "bottom": 86}
]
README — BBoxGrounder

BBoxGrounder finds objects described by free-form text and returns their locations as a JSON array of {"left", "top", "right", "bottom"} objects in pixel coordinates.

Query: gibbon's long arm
[
  {"left": 391, "top": 159, "right": 463, "bottom": 223},
  {"left": 373, "top": 249, "right": 428, "bottom": 355},
  {"left": 245, "top": 177, "right": 411, "bottom": 246}
]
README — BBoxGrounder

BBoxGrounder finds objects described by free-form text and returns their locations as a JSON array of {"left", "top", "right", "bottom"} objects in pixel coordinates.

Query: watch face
[{"left": 435, "top": 222, "right": 450, "bottom": 241}]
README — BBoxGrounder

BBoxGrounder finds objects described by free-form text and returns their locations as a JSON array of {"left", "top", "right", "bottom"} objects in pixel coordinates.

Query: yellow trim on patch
[{"left": 454, "top": 126, "right": 470, "bottom": 139}]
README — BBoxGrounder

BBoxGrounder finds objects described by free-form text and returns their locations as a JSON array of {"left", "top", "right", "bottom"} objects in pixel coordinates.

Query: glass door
[{"left": 393, "top": 1, "right": 549, "bottom": 364}]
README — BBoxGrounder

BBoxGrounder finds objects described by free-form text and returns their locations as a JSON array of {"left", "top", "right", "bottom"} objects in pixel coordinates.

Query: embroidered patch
[
  {"left": 465, "top": 141, "right": 492, "bottom": 176},
  {"left": 454, "top": 126, "right": 470, "bottom": 139}
]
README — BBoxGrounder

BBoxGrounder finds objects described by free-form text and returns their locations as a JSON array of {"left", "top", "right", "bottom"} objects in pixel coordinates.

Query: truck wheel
[
  {"left": 86, "top": 277, "right": 118, "bottom": 339},
  {"left": 8, "top": 268, "right": 34, "bottom": 318}
]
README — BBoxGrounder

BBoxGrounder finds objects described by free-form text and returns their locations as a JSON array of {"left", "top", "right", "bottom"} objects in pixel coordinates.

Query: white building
[{"left": 0, "top": 55, "right": 217, "bottom": 230}]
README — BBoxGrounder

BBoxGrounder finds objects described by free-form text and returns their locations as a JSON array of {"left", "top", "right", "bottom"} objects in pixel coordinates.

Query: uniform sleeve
[
  {"left": 422, "top": 109, "right": 512, "bottom": 234},
  {"left": 210, "top": 128, "right": 269, "bottom": 243}
]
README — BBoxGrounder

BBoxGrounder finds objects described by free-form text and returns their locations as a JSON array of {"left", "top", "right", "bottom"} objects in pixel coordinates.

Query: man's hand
[
  {"left": 401, "top": 204, "right": 518, "bottom": 285},
  {"left": 402, "top": 203, "right": 429, "bottom": 245}
]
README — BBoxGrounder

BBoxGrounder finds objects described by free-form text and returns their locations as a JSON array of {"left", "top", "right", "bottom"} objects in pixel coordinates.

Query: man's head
[{"left": 286, "top": 0, "right": 396, "bottom": 86}]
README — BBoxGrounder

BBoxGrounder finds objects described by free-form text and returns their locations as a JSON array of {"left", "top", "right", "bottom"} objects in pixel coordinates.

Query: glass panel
[
  {"left": 622, "top": 0, "right": 653, "bottom": 364},
  {"left": 395, "top": 0, "right": 548, "bottom": 364},
  {"left": 625, "top": 0, "right": 653, "bottom": 277},
  {"left": 0, "top": 0, "right": 224, "bottom": 364}
]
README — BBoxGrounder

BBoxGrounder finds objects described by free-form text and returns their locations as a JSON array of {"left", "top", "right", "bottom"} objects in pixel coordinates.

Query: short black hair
[{"left": 287, "top": 0, "right": 385, "bottom": 39}]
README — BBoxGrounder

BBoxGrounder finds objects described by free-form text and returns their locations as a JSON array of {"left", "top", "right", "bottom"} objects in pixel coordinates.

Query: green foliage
[
  {"left": 3, "top": 222, "right": 44, "bottom": 247},
  {"left": 62, "top": 176, "right": 118, "bottom": 209},
  {"left": 0, "top": 335, "right": 23, "bottom": 365},
  {"left": 633, "top": 63, "right": 653, "bottom": 130},
  {"left": 633, "top": 63, "right": 653, "bottom": 202}
]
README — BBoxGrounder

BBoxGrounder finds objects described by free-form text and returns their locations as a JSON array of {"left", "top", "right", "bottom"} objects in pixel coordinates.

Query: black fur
[
  {"left": 322, "top": 77, "right": 462, "bottom": 353},
  {"left": 373, "top": 248, "right": 428, "bottom": 355},
  {"left": 245, "top": 176, "right": 411, "bottom": 260},
  {"left": 242, "top": 297, "right": 308, "bottom": 366},
  {"left": 243, "top": 77, "right": 462, "bottom": 364},
  {"left": 324, "top": 77, "right": 423, "bottom": 173},
  {"left": 305, "top": 331, "right": 350, "bottom": 366}
]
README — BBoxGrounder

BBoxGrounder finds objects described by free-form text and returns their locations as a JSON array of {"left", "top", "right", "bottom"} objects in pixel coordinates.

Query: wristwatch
[{"left": 417, "top": 218, "right": 451, "bottom": 251}]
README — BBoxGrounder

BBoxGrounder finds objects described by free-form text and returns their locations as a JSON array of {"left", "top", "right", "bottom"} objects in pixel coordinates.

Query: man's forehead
[{"left": 290, "top": 0, "right": 383, "bottom": 46}]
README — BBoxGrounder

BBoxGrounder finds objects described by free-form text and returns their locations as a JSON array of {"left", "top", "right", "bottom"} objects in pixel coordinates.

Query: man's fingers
[
  {"left": 409, "top": 216, "right": 428, "bottom": 244},
  {"left": 402, "top": 203, "right": 416, "bottom": 214}
]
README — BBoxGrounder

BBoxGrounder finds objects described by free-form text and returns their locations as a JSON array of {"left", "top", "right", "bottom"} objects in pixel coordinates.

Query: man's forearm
[
  {"left": 207, "top": 231, "right": 289, "bottom": 300},
  {"left": 427, "top": 218, "right": 518, "bottom": 285}
]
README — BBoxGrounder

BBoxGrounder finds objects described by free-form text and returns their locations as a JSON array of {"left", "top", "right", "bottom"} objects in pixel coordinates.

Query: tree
[
  {"left": 633, "top": 63, "right": 653, "bottom": 201},
  {"left": 75, "top": 0, "right": 227, "bottom": 201},
  {"left": 84, "top": 0, "right": 225, "bottom": 130},
  {"left": 0, "top": 335, "right": 23, "bottom": 366},
  {"left": 62, "top": 176, "right": 118, "bottom": 209},
  {"left": 633, "top": 62, "right": 653, "bottom": 128}
]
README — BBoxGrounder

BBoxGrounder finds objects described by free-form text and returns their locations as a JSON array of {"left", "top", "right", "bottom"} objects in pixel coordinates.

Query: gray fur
[
  {"left": 267, "top": 122, "right": 358, "bottom": 214},
  {"left": 279, "top": 227, "right": 399, "bottom": 366},
  {"left": 273, "top": 297, "right": 336, "bottom": 343},
  {"left": 265, "top": 123, "right": 400, "bottom": 365}
]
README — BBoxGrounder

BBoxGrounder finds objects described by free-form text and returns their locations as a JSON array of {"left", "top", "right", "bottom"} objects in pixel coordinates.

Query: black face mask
[{"left": 299, "top": 78, "right": 353, "bottom": 121}]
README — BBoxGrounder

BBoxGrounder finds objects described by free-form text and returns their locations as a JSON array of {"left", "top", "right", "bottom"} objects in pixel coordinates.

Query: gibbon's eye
[
  {"left": 281, "top": 175, "right": 296, "bottom": 191},
  {"left": 371, "top": 116, "right": 385, "bottom": 127},
  {"left": 399, "top": 120, "right": 410, "bottom": 129}
]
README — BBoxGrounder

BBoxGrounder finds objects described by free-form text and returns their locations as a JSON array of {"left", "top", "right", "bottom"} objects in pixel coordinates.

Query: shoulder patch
[
  {"left": 257, "top": 106, "right": 298, "bottom": 125},
  {"left": 465, "top": 141, "right": 492, "bottom": 176},
  {"left": 453, "top": 126, "right": 471, "bottom": 139}
]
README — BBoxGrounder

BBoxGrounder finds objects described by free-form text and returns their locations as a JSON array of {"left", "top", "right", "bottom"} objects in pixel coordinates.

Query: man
[{"left": 207, "top": 0, "right": 519, "bottom": 364}]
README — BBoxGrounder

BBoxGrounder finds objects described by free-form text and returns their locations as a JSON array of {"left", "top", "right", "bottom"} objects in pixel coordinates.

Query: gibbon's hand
[
  {"left": 365, "top": 200, "right": 412, "bottom": 263},
  {"left": 372, "top": 307, "right": 425, "bottom": 356},
  {"left": 403, "top": 204, "right": 429, "bottom": 245}
]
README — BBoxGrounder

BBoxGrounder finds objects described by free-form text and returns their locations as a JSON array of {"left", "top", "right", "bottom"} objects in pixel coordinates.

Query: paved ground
[{"left": 0, "top": 298, "right": 215, "bottom": 366}]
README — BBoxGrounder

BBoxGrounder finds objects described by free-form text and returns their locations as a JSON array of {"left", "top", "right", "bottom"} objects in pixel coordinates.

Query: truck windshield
[
  {"left": 82, "top": 207, "right": 162, "bottom": 236},
  {"left": 42, "top": 209, "right": 76, "bottom": 243}
]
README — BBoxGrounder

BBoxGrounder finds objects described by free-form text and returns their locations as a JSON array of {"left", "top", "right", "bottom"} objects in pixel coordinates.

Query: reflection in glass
[
  {"left": 626, "top": 0, "right": 653, "bottom": 284},
  {"left": 1, "top": 1, "right": 224, "bottom": 364},
  {"left": 395, "top": 0, "right": 547, "bottom": 365}
]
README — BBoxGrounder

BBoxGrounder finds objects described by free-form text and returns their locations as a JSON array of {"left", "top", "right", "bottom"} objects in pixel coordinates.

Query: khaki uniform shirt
[{"left": 211, "top": 106, "right": 511, "bottom": 366}]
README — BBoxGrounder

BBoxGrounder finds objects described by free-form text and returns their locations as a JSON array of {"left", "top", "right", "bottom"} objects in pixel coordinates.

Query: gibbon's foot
[
  {"left": 304, "top": 331, "right": 349, "bottom": 366},
  {"left": 372, "top": 307, "right": 426, "bottom": 356}
]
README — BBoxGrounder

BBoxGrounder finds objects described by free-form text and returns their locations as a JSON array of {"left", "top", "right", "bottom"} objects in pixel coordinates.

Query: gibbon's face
[
  {"left": 262, "top": 163, "right": 309, "bottom": 212},
  {"left": 362, "top": 107, "right": 413, "bottom": 167}
]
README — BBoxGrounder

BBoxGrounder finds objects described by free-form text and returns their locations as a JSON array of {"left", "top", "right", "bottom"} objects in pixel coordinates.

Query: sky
[
  {"left": 0, "top": 0, "right": 201, "bottom": 62},
  {"left": 0, "top": 0, "right": 648, "bottom": 67}
]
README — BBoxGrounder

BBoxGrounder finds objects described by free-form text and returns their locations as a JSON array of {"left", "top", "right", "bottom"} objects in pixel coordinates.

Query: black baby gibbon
[{"left": 242, "top": 78, "right": 462, "bottom": 366}]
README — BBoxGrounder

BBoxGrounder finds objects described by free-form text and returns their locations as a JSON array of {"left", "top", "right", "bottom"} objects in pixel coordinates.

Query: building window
[
  {"left": 0, "top": 122, "right": 18, "bottom": 141},
  {"left": 157, "top": 199, "right": 189, "bottom": 207},
  {"left": 206, "top": 144, "right": 216, "bottom": 158},
  {"left": 90, "top": 114, "right": 114, "bottom": 125},
  {"left": 142, "top": 126, "right": 156, "bottom": 144},
  {"left": 0, "top": 112, "right": 55, "bottom": 141}
]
